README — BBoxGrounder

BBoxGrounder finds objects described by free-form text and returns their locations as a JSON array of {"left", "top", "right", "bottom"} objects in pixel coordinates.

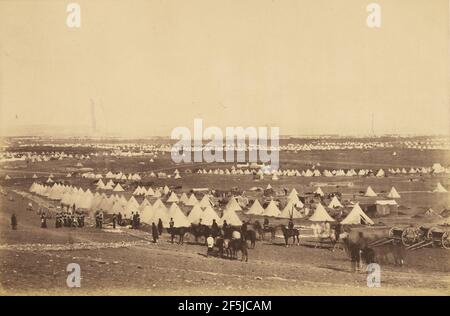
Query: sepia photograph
[{"left": 0, "top": 0, "right": 449, "bottom": 299}]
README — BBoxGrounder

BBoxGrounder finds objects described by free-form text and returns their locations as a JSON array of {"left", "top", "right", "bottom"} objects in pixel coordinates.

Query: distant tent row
[
  {"left": 28, "top": 182, "right": 241, "bottom": 227},
  {"left": 104, "top": 171, "right": 142, "bottom": 181},
  {"left": 193, "top": 166, "right": 450, "bottom": 178}
]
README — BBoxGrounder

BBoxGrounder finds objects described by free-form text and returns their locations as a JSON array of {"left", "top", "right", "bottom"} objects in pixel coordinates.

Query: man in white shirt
[{"left": 206, "top": 235, "right": 214, "bottom": 257}]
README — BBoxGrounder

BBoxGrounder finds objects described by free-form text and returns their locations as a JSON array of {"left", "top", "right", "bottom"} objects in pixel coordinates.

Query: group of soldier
[{"left": 55, "top": 211, "right": 85, "bottom": 228}]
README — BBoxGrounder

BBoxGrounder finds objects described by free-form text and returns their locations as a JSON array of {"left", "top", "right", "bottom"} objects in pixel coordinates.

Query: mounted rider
[{"left": 263, "top": 218, "right": 270, "bottom": 231}]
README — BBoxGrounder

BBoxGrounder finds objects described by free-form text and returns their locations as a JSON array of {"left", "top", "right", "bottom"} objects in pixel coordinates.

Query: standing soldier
[
  {"left": 131, "top": 212, "right": 135, "bottom": 229},
  {"left": 206, "top": 234, "right": 214, "bottom": 257},
  {"left": 157, "top": 218, "right": 163, "bottom": 235},
  {"left": 112, "top": 213, "right": 117, "bottom": 229},
  {"left": 11, "top": 213, "right": 17, "bottom": 230},
  {"left": 40, "top": 213, "right": 47, "bottom": 228},
  {"left": 117, "top": 212, "right": 122, "bottom": 226},
  {"left": 152, "top": 222, "right": 159, "bottom": 243},
  {"left": 136, "top": 213, "right": 141, "bottom": 229},
  {"left": 99, "top": 212, "right": 103, "bottom": 229}
]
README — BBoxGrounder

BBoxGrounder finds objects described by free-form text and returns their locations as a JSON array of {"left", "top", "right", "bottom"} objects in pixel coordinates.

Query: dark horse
[
  {"left": 242, "top": 230, "right": 257, "bottom": 249},
  {"left": 167, "top": 226, "right": 189, "bottom": 244},
  {"left": 279, "top": 225, "right": 300, "bottom": 246},
  {"left": 189, "top": 224, "right": 211, "bottom": 244},
  {"left": 253, "top": 220, "right": 275, "bottom": 242},
  {"left": 229, "top": 239, "right": 248, "bottom": 262},
  {"left": 215, "top": 236, "right": 232, "bottom": 258}
]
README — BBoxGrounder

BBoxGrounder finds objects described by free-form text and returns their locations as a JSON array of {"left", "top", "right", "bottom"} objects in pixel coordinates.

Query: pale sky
[{"left": 0, "top": 0, "right": 448, "bottom": 136}]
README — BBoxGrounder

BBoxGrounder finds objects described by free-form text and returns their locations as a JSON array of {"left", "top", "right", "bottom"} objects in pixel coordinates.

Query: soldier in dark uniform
[
  {"left": 135, "top": 213, "right": 140, "bottom": 229},
  {"left": 169, "top": 217, "right": 174, "bottom": 229},
  {"left": 152, "top": 222, "right": 159, "bottom": 243},
  {"left": 11, "top": 213, "right": 17, "bottom": 230},
  {"left": 131, "top": 212, "right": 135, "bottom": 229},
  {"left": 157, "top": 218, "right": 163, "bottom": 235},
  {"left": 40, "top": 213, "right": 47, "bottom": 228},
  {"left": 211, "top": 219, "right": 219, "bottom": 238},
  {"left": 117, "top": 212, "right": 122, "bottom": 226},
  {"left": 222, "top": 220, "right": 228, "bottom": 231},
  {"left": 263, "top": 218, "right": 270, "bottom": 230},
  {"left": 288, "top": 218, "right": 294, "bottom": 230},
  {"left": 112, "top": 213, "right": 117, "bottom": 229},
  {"left": 99, "top": 212, "right": 103, "bottom": 229},
  {"left": 241, "top": 220, "right": 248, "bottom": 234}
]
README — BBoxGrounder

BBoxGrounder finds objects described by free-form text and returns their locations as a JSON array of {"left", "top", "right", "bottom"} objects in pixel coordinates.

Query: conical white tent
[
  {"left": 140, "top": 205, "right": 155, "bottom": 223},
  {"left": 376, "top": 169, "right": 385, "bottom": 177},
  {"left": 387, "top": 186, "right": 401, "bottom": 198},
  {"left": 113, "top": 183, "right": 125, "bottom": 192},
  {"left": 145, "top": 187, "right": 155, "bottom": 196},
  {"left": 225, "top": 197, "right": 242, "bottom": 212},
  {"left": 246, "top": 200, "right": 265, "bottom": 215},
  {"left": 263, "top": 200, "right": 281, "bottom": 217},
  {"left": 201, "top": 205, "right": 221, "bottom": 226},
  {"left": 152, "top": 198, "right": 166, "bottom": 210},
  {"left": 219, "top": 209, "right": 242, "bottom": 226},
  {"left": 328, "top": 196, "right": 343, "bottom": 208},
  {"left": 163, "top": 186, "right": 170, "bottom": 195},
  {"left": 364, "top": 186, "right": 377, "bottom": 197},
  {"left": 132, "top": 186, "right": 142, "bottom": 195},
  {"left": 166, "top": 192, "right": 179, "bottom": 203},
  {"left": 288, "top": 194, "right": 304, "bottom": 208},
  {"left": 341, "top": 203, "right": 374, "bottom": 225},
  {"left": 433, "top": 182, "right": 448, "bottom": 193},
  {"left": 139, "top": 198, "right": 152, "bottom": 211},
  {"left": 309, "top": 203, "right": 335, "bottom": 222},
  {"left": 199, "top": 195, "right": 212, "bottom": 208},
  {"left": 314, "top": 187, "right": 324, "bottom": 196},
  {"left": 151, "top": 203, "right": 170, "bottom": 226},
  {"left": 187, "top": 204, "right": 203, "bottom": 224},
  {"left": 126, "top": 196, "right": 140, "bottom": 211},
  {"left": 288, "top": 188, "right": 299, "bottom": 199},
  {"left": 280, "top": 201, "right": 303, "bottom": 219},
  {"left": 96, "top": 179, "right": 106, "bottom": 189},
  {"left": 168, "top": 203, "right": 190, "bottom": 227},
  {"left": 185, "top": 194, "right": 199, "bottom": 206},
  {"left": 180, "top": 193, "right": 189, "bottom": 205}
]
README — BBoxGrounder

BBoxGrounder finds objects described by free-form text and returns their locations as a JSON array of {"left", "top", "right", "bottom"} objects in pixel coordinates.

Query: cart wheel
[
  {"left": 388, "top": 227, "right": 397, "bottom": 238},
  {"left": 401, "top": 227, "right": 417, "bottom": 247},
  {"left": 427, "top": 227, "right": 437, "bottom": 239},
  {"left": 442, "top": 232, "right": 450, "bottom": 250}
]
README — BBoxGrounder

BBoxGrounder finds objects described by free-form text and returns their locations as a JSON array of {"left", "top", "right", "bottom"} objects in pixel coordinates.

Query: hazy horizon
[{"left": 1, "top": 0, "right": 449, "bottom": 138}]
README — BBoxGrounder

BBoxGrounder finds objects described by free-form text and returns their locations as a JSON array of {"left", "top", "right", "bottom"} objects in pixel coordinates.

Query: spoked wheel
[
  {"left": 442, "top": 232, "right": 450, "bottom": 250},
  {"left": 401, "top": 227, "right": 418, "bottom": 247}
]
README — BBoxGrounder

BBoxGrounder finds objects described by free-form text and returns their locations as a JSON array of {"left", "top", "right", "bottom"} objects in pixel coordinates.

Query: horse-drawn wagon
[{"left": 370, "top": 225, "right": 450, "bottom": 250}]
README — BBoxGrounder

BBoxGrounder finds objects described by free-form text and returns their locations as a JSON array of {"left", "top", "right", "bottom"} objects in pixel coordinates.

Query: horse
[
  {"left": 314, "top": 227, "right": 344, "bottom": 249},
  {"left": 253, "top": 220, "right": 275, "bottom": 242},
  {"left": 215, "top": 236, "right": 232, "bottom": 259},
  {"left": 229, "top": 239, "right": 248, "bottom": 262},
  {"left": 279, "top": 225, "right": 300, "bottom": 246},
  {"left": 242, "top": 230, "right": 257, "bottom": 249},
  {"left": 167, "top": 226, "right": 189, "bottom": 244},
  {"left": 189, "top": 224, "right": 211, "bottom": 244}
]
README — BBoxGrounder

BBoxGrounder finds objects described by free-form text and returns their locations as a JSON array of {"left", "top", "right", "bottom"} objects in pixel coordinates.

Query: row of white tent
[
  {"left": 361, "top": 183, "right": 448, "bottom": 197},
  {"left": 194, "top": 166, "right": 450, "bottom": 178},
  {"left": 83, "top": 171, "right": 142, "bottom": 181},
  {"left": 29, "top": 182, "right": 373, "bottom": 226}
]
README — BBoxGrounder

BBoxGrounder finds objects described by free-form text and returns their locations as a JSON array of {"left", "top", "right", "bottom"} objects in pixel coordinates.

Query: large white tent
[
  {"left": 246, "top": 200, "right": 265, "bottom": 215},
  {"left": 341, "top": 203, "right": 374, "bottom": 225},
  {"left": 387, "top": 186, "right": 401, "bottom": 198},
  {"left": 308, "top": 203, "right": 334, "bottom": 222}
]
